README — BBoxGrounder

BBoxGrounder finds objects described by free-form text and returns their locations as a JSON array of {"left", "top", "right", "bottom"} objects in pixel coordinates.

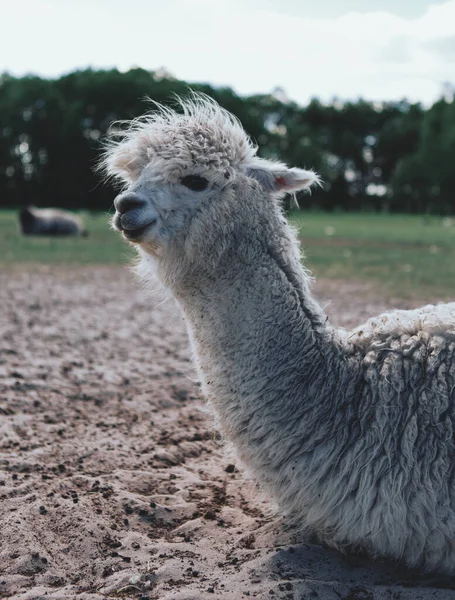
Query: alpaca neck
[{"left": 171, "top": 225, "right": 339, "bottom": 454}]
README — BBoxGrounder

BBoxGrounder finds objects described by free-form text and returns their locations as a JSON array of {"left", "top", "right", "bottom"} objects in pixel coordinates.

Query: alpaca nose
[{"left": 114, "top": 192, "right": 146, "bottom": 214}]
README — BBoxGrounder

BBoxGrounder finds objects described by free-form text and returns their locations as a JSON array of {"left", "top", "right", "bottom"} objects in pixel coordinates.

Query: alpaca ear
[
  {"left": 245, "top": 160, "right": 320, "bottom": 193},
  {"left": 272, "top": 167, "right": 320, "bottom": 192}
]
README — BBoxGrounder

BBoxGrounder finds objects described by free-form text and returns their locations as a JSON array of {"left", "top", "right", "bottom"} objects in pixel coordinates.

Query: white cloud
[{"left": 1, "top": 0, "right": 454, "bottom": 105}]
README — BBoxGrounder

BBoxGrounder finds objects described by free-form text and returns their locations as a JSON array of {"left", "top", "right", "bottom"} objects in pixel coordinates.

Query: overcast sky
[{"left": 2, "top": 0, "right": 455, "bottom": 105}]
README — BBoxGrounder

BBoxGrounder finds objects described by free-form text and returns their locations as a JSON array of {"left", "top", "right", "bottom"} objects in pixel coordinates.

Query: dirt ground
[{"left": 1, "top": 266, "right": 455, "bottom": 600}]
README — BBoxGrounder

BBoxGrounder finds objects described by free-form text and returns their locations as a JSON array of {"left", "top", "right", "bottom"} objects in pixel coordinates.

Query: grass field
[
  {"left": 2, "top": 209, "right": 455, "bottom": 300},
  {"left": 0, "top": 210, "right": 135, "bottom": 267},
  {"left": 292, "top": 212, "right": 455, "bottom": 300}
]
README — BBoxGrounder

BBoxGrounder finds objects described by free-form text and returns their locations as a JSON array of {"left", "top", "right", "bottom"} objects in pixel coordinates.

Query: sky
[{"left": 2, "top": 0, "right": 455, "bottom": 106}]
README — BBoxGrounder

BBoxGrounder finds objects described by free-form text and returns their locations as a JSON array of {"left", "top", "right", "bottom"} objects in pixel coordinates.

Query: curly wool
[
  {"left": 101, "top": 93, "right": 258, "bottom": 187},
  {"left": 181, "top": 215, "right": 455, "bottom": 575},
  {"left": 103, "top": 95, "right": 455, "bottom": 575}
]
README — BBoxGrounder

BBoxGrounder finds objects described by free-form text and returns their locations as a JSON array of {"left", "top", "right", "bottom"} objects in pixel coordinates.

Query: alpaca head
[{"left": 101, "top": 94, "right": 320, "bottom": 261}]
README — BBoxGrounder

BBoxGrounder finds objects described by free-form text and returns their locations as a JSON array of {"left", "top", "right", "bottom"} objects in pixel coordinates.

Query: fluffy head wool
[{"left": 101, "top": 94, "right": 260, "bottom": 187}]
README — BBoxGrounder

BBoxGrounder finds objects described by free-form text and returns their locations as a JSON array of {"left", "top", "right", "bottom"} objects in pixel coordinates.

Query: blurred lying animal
[{"left": 19, "top": 206, "right": 87, "bottom": 236}]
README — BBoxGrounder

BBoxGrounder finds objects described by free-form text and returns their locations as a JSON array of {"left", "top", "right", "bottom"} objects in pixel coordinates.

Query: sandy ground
[{"left": 1, "top": 266, "right": 455, "bottom": 600}]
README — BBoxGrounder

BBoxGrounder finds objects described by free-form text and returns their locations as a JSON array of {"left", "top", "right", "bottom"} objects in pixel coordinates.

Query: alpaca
[
  {"left": 19, "top": 205, "right": 87, "bottom": 236},
  {"left": 101, "top": 94, "right": 455, "bottom": 575}
]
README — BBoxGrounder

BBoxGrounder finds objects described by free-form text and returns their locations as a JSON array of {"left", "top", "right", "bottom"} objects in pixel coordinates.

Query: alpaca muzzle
[{"left": 113, "top": 192, "right": 158, "bottom": 241}]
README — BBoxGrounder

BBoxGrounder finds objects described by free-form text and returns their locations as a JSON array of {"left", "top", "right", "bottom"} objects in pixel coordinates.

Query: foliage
[{"left": 0, "top": 68, "right": 454, "bottom": 213}]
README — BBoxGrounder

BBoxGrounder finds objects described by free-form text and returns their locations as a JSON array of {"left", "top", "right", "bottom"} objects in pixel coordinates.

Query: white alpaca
[{"left": 101, "top": 94, "right": 455, "bottom": 575}]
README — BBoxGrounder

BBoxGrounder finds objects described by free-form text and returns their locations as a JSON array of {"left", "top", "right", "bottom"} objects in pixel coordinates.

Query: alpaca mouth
[
  {"left": 113, "top": 211, "right": 157, "bottom": 242},
  {"left": 122, "top": 223, "right": 153, "bottom": 241}
]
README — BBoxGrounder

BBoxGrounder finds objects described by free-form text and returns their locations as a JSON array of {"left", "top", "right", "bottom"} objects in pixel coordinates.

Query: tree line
[{"left": 0, "top": 68, "right": 454, "bottom": 213}]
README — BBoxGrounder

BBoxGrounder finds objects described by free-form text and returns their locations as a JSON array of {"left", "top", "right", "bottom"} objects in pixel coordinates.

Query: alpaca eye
[{"left": 181, "top": 175, "right": 209, "bottom": 192}]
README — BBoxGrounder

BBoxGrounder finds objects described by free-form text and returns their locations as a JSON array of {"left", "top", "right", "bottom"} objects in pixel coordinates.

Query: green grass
[
  {"left": 2, "top": 209, "right": 455, "bottom": 300},
  {"left": 0, "top": 210, "right": 134, "bottom": 267},
  {"left": 291, "top": 212, "right": 455, "bottom": 300}
]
